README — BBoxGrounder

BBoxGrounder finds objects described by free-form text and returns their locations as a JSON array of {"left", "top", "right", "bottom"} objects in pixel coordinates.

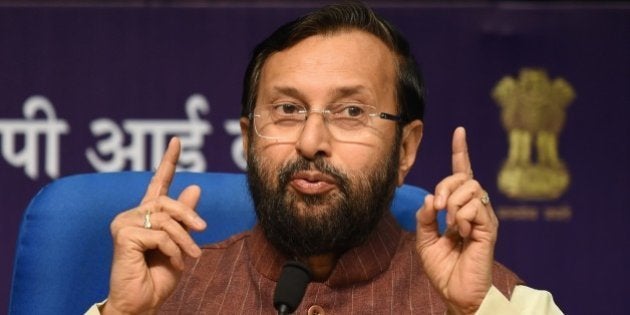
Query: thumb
[
  {"left": 416, "top": 194, "right": 440, "bottom": 248},
  {"left": 178, "top": 185, "right": 201, "bottom": 209},
  {"left": 177, "top": 185, "right": 205, "bottom": 231}
]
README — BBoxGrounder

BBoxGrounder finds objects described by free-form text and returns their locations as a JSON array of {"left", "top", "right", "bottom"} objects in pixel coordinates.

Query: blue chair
[{"left": 9, "top": 172, "right": 443, "bottom": 314}]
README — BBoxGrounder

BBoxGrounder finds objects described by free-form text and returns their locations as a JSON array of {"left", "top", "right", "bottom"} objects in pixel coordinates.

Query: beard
[{"left": 246, "top": 140, "right": 400, "bottom": 258}]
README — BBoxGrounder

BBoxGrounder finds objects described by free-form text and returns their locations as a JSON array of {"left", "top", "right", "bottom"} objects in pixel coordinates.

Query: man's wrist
[
  {"left": 444, "top": 284, "right": 493, "bottom": 315},
  {"left": 100, "top": 301, "right": 157, "bottom": 315}
]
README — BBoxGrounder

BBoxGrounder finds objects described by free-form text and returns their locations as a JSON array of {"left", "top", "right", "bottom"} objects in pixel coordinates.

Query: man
[{"left": 90, "top": 2, "right": 562, "bottom": 314}]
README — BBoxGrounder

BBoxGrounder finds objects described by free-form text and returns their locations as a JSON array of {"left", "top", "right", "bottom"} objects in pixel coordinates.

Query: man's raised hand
[
  {"left": 415, "top": 127, "right": 498, "bottom": 315},
  {"left": 103, "top": 138, "right": 207, "bottom": 315}
]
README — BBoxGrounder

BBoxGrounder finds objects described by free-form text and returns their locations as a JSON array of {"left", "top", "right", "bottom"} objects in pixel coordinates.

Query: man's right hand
[{"left": 102, "top": 138, "right": 207, "bottom": 315}]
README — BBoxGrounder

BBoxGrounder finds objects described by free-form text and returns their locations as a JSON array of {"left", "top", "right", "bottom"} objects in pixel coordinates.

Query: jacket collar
[{"left": 246, "top": 212, "right": 403, "bottom": 287}]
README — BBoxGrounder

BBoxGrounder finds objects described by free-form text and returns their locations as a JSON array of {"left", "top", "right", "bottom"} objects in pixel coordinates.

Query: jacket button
[{"left": 307, "top": 305, "right": 325, "bottom": 315}]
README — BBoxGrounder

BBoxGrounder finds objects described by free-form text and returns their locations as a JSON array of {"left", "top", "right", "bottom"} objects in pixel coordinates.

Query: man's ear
[
  {"left": 240, "top": 117, "right": 250, "bottom": 158},
  {"left": 397, "top": 119, "right": 423, "bottom": 186}
]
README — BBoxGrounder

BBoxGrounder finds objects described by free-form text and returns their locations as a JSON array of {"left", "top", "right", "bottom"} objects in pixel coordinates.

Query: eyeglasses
[{"left": 249, "top": 102, "right": 401, "bottom": 143}]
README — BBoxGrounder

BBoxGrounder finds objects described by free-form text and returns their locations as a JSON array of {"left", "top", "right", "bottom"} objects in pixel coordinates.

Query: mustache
[{"left": 278, "top": 156, "right": 350, "bottom": 195}]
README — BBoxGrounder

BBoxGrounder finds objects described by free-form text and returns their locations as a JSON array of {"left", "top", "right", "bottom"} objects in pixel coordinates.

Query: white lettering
[
  {"left": 224, "top": 119, "right": 246, "bottom": 170},
  {"left": 86, "top": 94, "right": 212, "bottom": 172},
  {"left": 0, "top": 96, "right": 70, "bottom": 179}
]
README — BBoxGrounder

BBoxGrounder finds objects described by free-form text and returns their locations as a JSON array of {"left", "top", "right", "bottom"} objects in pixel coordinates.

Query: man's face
[{"left": 243, "top": 30, "right": 405, "bottom": 257}]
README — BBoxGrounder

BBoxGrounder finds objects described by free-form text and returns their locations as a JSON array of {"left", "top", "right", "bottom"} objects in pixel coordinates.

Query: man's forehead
[
  {"left": 258, "top": 30, "right": 398, "bottom": 103},
  {"left": 268, "top": 85, "right": 373, "bottom": 99}
]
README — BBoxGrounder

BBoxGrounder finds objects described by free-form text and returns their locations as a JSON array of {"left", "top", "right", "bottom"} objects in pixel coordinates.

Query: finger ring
[
  {"left": 143, "top": 210, "right": 152, "bottom": 229},
  {"left": 480, "top": 193, "right": 490, "bottom": 206}
]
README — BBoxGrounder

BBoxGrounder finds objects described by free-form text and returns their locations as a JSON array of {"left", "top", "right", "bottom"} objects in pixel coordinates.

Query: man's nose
[{"left": 295, "top": 113, "right": 332, "bottom": 160}]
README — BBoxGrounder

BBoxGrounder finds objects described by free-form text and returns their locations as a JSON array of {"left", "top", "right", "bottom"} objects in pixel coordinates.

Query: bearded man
[{"left": 90, "top": 2, "right": 562, "bottom": 314}]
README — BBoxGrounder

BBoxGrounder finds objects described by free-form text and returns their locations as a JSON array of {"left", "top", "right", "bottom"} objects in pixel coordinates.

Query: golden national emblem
[{"left": 492, "top": 68, "right": 575, "bottom": 201}]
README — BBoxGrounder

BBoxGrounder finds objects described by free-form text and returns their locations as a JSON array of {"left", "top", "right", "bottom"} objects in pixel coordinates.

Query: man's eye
[
  {"left": 341, "top": 105, "right": 365, "bottom": 117},
  {"left": 273, "top": 104, "right": 301, "bottom": 115}
]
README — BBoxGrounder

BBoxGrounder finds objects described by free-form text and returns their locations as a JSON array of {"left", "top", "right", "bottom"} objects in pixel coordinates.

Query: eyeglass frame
[{"left": 248, "top": 102, "right": 403, "bottom": 142}]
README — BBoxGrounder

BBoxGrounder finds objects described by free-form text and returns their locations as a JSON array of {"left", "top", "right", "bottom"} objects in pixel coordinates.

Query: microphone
[{"left": 273, "top": 260, "right": 312, "bottom": 315}]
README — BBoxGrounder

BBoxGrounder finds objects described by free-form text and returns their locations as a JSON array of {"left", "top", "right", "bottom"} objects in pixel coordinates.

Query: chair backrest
[{"left": 9, "top": 171, "right": 444, "bottom": 314}]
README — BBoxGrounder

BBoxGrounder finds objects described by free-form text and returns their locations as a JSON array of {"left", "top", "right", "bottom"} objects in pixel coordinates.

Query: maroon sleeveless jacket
[{"left": 161, "top": 214, "right": 522, "bottom": 314}]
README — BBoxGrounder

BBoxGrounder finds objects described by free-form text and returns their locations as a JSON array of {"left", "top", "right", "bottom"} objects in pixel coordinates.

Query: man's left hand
[{"left": 415, "top": 126, "right": 498, "bottom": 315}]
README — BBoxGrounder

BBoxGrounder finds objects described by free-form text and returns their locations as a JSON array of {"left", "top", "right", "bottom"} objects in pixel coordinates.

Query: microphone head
[{"left": 273, "top": 260, "right": 312, "bottom": 314}]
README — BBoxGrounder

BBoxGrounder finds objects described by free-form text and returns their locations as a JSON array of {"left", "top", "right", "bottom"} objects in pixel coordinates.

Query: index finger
[
  {"left": 142, "top": 137, "right": 181, "bottom": 203},
  {"left": 451, "top": 126, "right": 472, "bottom": 177}
]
